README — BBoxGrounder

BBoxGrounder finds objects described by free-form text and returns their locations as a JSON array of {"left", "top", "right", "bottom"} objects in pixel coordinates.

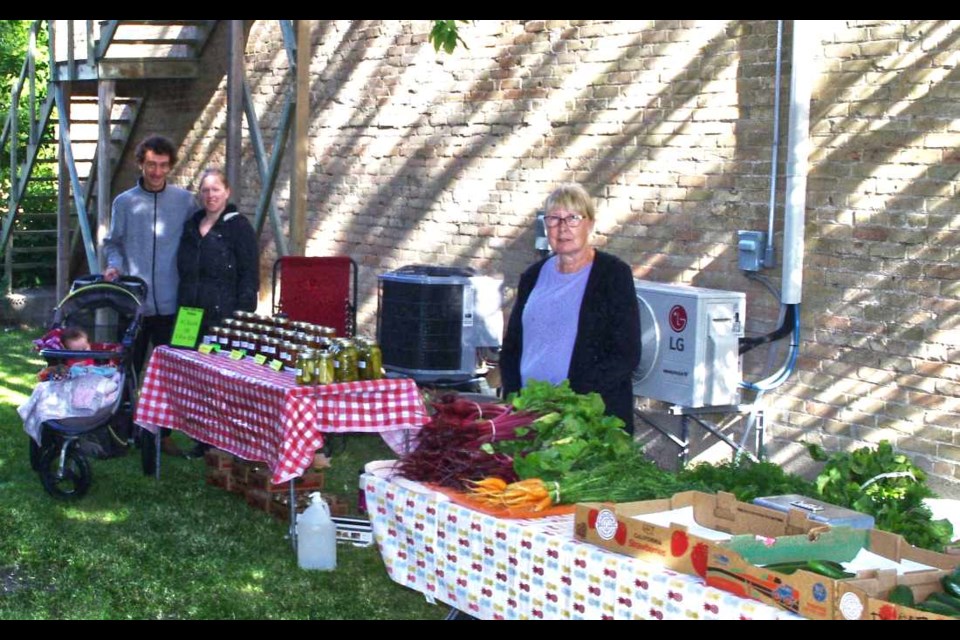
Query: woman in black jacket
[
  {"left": 500, "top": 184, "right": 641, "bottom": 433},
  {"left": 177, "top": 167, "right": 259, "bottom": 338}
]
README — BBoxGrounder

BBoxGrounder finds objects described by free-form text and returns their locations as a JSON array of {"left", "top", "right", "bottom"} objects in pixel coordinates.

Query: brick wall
[{"left": 170, "top": 20, "right": 960, "bottom": 485}]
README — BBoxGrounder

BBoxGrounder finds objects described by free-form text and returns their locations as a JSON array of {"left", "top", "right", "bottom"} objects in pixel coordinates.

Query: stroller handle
[{"left": 39, "top": 349, "right": 123, "bottom": 363}]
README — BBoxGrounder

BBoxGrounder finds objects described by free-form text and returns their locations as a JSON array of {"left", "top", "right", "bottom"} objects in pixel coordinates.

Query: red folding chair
[{"left": 271, "top": 256, "right": 358, "bottom": 337}]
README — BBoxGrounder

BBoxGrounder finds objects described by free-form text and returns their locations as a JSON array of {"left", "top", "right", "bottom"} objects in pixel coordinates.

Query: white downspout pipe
[{"left": 782, "top": 20, "right": 817, "bottom": 305}]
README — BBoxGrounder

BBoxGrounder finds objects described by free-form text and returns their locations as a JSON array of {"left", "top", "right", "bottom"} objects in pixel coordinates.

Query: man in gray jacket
[{"left": 103, "top": 135, "right": 196, "bottom": 456}]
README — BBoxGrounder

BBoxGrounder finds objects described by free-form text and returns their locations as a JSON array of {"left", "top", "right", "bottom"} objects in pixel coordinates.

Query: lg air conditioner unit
[{"left": 632, "top": 280, "right": 746, "bottom": 408}]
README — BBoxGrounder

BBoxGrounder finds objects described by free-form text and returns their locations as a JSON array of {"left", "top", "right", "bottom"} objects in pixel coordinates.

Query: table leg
[
  {"left": 154, "top": 431, "right": 161, "bottom": 480},
  {"left": 680, "top": 415, "right": 690, "bottom": 466},
  {"left": 289, "top": 480, "right": 297, "bottom": 553},
  {"left": 756, "top": 408, "right": 765, "bottom": 460}
]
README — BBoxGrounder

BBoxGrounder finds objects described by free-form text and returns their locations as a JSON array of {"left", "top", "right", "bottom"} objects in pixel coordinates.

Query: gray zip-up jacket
[{"left": 103, "top": 178, "right": 196, "bottom": 316}]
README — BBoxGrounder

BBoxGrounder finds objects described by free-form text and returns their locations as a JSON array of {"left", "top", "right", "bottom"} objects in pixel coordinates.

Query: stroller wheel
[
  {"left": 28, "top": 429, "right": 55, "bottom": 471},
  {"left": 38, "top": 442, "right": 92, "bottom": 500}
]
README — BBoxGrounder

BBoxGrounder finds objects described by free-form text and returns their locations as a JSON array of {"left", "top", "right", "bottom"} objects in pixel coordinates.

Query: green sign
[{"left": 170, "top": 306, "right": 205, "bottom": 349}]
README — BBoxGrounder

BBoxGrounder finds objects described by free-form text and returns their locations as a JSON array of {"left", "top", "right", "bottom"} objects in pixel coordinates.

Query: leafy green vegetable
[
  {"left": 807, "top": 441, "right": 953, "bottom": 551},
  {"left": 489, "top": 383, "right": 953, "bottom": 552},
  {"left": 492, "top": 380, "right": 633, "bottom": 482},
  {"left": 678, "top": 458, "right": 816, "bottom": 503}
]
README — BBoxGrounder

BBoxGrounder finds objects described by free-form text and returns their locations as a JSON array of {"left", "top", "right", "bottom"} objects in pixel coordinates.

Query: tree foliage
[
  {"left": 429, "top": 20, "right": 469, "bottom": 54},
  {"left": 1, "top": 20, "right": 55, "bottom": 289}
]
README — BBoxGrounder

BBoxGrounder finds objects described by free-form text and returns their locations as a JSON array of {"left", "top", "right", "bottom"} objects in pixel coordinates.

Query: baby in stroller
[
  {"left": 19, "top": 275, "right": 146, "bottom": 499},
  {"left": 20, "top": 327, "right": 122, "bottom": 444},
  {"left": 35, "top": 327, "right": 99, "bottom": 381}
]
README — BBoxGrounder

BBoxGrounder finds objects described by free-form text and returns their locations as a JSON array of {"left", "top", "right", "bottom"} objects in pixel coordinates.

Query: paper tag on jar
[
  {"left": 254, "top": 354, "right": 268, "bottom": 365},
  {"left": 229, "top": 349, "right": 246, "bottom": 360},
  {"left": 269, "top": 359, "right": 284, "bottom": 372}
]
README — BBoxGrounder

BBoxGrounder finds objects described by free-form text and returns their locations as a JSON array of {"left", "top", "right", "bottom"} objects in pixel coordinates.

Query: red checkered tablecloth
[{"left": 135, "top": 345, "right": 430, "bottom": 484}]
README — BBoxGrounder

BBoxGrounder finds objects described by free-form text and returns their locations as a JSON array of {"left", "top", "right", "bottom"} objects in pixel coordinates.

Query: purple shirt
[{"left": 519, "top": 256, "right": 593, "bottom": 387}]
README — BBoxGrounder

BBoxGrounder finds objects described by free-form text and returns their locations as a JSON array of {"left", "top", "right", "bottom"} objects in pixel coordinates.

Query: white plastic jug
[{"left": 297, "top": 492, "right": 337, "bottom": 571}]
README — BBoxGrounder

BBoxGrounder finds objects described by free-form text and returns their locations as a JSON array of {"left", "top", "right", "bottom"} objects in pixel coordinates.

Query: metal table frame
[{"left": 635, "top": 403, "right": 764, "bottom": 466}]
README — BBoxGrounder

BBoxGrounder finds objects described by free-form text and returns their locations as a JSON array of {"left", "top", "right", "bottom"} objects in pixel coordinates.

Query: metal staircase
[{"left": 1, "top": 19, "right": 217, "bottom": 294}]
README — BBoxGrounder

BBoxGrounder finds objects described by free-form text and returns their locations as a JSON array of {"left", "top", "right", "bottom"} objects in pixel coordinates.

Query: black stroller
[{"left": 26, "top": 275, "right": 146, "bottom": 499}]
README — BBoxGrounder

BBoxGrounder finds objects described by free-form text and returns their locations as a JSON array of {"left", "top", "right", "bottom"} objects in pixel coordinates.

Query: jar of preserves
[
  {"left": 328, "top": 339, "right": 342, "bottom": 377},
  {"left": 316, "top": 351, "right": 336, "bottom": 385},
  {"left": 355, "top": 337, "right": 370, "bottom": 379},
  {"left": 279, "top": 340, "right": 299, "bottom": 372},
  {"left": 229, "top": 330, "right": 246, "bottom": 352},
  {"left": 335, "top": 339, "right": 359, "bottom": 383},
  {"left": 297, "top": 348, "right": 317, "bottom": 385},
  {"left": 366, "top": 342, "right": 383, "bottom": 380},
  {"left": 273, "top": 315, "right": 291, "bottom": 333},
  {"left": 203, "top": 326, "right": 220, "bottom": 346},
  {"left": 355, "top": 337, "right": 384, "bottom": 380},
  {"left": 244, "top": 331, "right": 260, "bottom": 355},
  {"left": 216, "top": 327, "right": 232, "bottom": 350},
  {"left": 293, "top": 322, "right": 310, "bottom": 345},
  {"left": 260, "top": 336, "right": 279, "bottom": 359}
]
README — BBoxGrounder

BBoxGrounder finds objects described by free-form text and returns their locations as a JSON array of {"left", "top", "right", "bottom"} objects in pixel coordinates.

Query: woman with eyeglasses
[{"left": 499, "top": 184, "right": 641, "bottom": 433}]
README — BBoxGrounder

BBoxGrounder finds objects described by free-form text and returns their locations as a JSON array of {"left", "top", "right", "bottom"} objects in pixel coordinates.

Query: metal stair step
[
  {"left": 97, "top": 58, "right": 200, "bottom": 80},
  {"left": 101, "top": 43, "right": 199, "bottom": 59}
]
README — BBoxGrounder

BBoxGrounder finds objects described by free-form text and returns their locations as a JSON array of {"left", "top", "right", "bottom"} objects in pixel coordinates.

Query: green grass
[{"left": 0, "top": 326, "right": 444, "bottom": 620}]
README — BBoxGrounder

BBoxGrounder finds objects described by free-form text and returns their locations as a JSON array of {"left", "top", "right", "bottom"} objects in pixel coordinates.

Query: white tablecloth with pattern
[{"left": 363, "top": 461, "right": 806, "bottom": 621}]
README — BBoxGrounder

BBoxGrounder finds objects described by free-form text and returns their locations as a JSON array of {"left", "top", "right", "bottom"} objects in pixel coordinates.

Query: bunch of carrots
[{"left": 465, "top": 477, "right": 559, "bottom": 512}]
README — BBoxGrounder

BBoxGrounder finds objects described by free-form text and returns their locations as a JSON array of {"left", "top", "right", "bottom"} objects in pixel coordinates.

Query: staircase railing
[{"left": 1, "top": 20, "right": 56, "bottom": 271}]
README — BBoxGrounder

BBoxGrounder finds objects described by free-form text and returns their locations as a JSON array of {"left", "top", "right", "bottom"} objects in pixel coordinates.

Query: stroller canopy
[{"left": 51, "top": 276, "right": 146, "bottom": 347}]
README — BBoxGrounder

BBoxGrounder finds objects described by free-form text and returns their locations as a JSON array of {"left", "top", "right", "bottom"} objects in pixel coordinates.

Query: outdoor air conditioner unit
[
  {"left": 632, "top": 280, "right": 746, "bottom": 408},
  {"left": 377, "top": 265, "right": 503, "bottom": 383}
]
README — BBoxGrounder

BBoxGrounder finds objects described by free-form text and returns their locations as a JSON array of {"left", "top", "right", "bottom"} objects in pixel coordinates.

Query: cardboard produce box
[
  {"left": 837, "top": 569, "right": 960, "bottom": 620},
  {"left": 706, "top": 527, "right": 960, "bottom": 620},
  {"left": 573, "top": 490, "right": 821, "bottom": 576}
]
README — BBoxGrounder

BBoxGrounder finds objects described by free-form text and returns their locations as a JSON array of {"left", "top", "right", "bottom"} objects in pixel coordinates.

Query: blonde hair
[
  {"left": 543, "top": 184, "right": 596, "bottom": 221},
  {"left": 199, "top": 166, "right": 229, "bottom": 190}
]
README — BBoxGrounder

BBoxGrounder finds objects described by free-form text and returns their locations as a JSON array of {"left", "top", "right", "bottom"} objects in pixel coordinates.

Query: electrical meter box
[{"left": 632, "top": 280, "right": 746, "bottom": 408}]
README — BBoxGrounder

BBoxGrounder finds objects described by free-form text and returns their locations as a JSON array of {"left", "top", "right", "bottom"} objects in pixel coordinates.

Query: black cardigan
[
  {"left": 176, "top": 204, "right": 259, "bottom": 331},
  {"left": 500, "top": 250, "right": 641, "bottom": 432}
]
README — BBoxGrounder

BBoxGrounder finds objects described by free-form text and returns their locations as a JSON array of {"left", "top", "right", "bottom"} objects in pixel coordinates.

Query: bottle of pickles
[
  {"left": 316, "top": 351, "right": 335, "bottom": 385},
  {"left": 367, "top": 341, "right": 383, "bottom": 380},
  {"left": 335, "top": 339, "right": 359, "bottom": 382},
  {"left": 297, "top": 348, "right": 317, "bottom": 385},
  {"left": 356, "top": 337, "right": 370, "bottom": 379},
  {"left": 355, "top": 337, "right": 383, "bottom": 381}
]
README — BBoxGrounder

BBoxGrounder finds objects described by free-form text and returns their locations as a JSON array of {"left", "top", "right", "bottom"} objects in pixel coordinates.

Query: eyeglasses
[{"left": 543, "top": 213, "right": 586, "bottom": 228}]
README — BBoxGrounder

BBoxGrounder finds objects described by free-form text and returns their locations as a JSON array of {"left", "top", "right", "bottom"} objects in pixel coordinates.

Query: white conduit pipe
[
  {"left": 782, "top": 20, "right": 817, "bottom": 305},
  {"left": 765, "top": 19, "right": 784, "bottom": 267}
]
